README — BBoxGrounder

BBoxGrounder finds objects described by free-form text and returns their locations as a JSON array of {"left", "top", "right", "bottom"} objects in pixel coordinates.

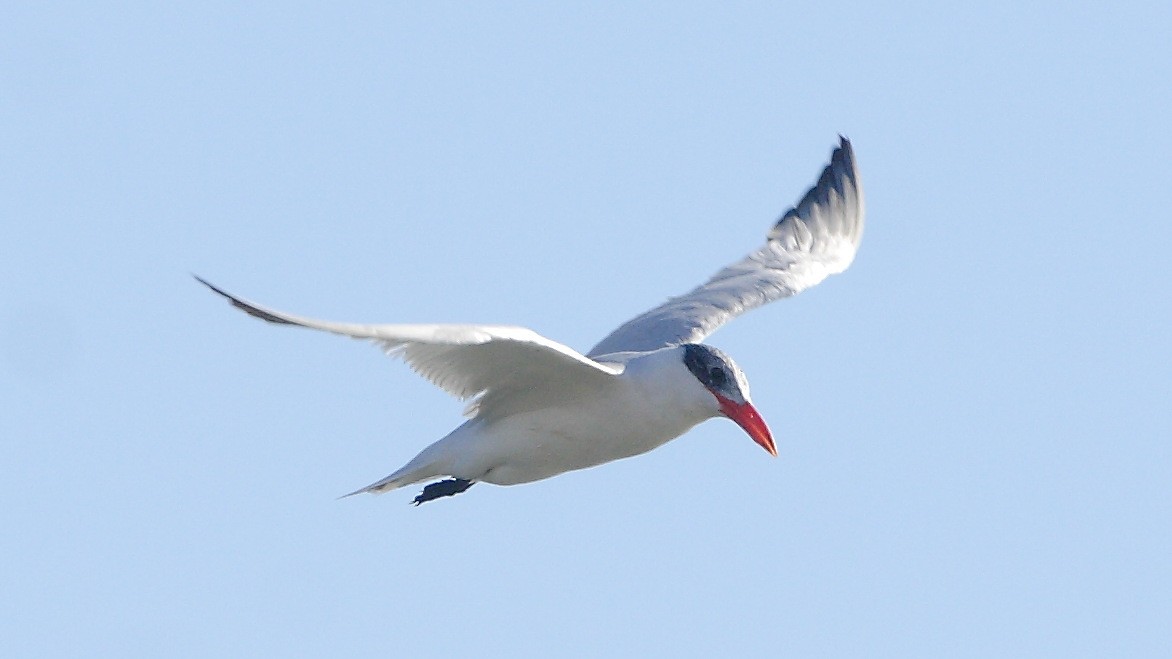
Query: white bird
[{"left": 198, "top": 137, "right": 863, "bottom": 505}]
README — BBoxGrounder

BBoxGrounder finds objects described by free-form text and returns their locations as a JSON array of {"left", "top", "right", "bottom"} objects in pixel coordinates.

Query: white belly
[
  {"left": 438, "top": 385, "right": 714, "bottom": 486},
  {"left": 385, "top": 346, "right": 723, "bottom": 489}
]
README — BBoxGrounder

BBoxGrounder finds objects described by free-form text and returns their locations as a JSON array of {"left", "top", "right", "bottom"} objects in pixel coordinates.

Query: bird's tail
[{"left": 340, "top": 460, "right": 440, "bottom": 498}]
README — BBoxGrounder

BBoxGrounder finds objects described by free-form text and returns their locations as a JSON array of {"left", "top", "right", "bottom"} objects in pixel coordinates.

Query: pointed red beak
[{"left": 716, "top": 395, "right": 777, "bottom": 456}]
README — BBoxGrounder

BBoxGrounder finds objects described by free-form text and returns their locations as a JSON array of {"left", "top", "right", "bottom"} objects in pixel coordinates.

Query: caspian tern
[{"left": 199, "top": 137, "right": 863, "bottom": 505}]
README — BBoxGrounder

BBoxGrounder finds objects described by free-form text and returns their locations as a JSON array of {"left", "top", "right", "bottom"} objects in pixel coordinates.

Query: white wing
[
  {"left": 196, "top": 278, "right": 622, "bottom": 420},
  {"left": 588, "top": 136, "right": 864, "bottom": 357}
]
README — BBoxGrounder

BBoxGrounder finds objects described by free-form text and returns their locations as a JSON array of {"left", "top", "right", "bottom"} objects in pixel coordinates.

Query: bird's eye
[{"left": 709, "top": 367, "right": 727, "bottom": 386}]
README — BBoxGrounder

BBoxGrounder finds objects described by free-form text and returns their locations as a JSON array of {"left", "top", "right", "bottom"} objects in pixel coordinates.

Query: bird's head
[{"left": 682, "top": 344, "right": 776, "bottom": 456}]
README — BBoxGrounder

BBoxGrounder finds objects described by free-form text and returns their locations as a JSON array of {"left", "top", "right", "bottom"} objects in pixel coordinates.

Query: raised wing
[
  {"left": 196, "top": 277, "right": 622, "bottom": 420},
  {"left": 588, "top": 136, "right": 863, "bottom": 357}
]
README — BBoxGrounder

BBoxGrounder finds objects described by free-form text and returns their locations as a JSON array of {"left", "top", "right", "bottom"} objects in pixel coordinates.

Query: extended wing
[
  {"left": 197, "top": 278, "right": 621, "bottom": 420},
  {"left": 588, "top": 137, "right": 863, "bottom": 357}
]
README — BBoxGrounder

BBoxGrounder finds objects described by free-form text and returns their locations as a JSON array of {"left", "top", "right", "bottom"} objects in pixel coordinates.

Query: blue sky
[{"left": 3, "top": 2, "right": 1170, "bottom": 656}]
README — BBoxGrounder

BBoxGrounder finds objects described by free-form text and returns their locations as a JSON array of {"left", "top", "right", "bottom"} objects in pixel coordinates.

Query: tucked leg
[{"left": 412, "top": 478, "right": 475, "bottom": 506}]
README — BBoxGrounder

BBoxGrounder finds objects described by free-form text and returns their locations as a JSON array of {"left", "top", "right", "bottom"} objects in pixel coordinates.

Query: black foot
[{"left": 413, "top": 478, "right": 474, "bottom": 506}]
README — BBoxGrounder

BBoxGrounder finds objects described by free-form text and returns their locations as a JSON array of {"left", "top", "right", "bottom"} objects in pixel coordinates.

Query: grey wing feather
[{"left": 588, "top": 136, "right": 864, "bottom": 357}]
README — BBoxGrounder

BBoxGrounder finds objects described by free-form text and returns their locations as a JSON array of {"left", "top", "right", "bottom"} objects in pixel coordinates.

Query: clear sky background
[{"left": 3, "top": 2, "right": 1170, "bottom": 657}]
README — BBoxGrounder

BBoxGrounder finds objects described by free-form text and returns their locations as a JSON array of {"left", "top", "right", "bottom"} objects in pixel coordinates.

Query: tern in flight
[{"left": 199, "top": 137, "right": 863, "bottom": 505}]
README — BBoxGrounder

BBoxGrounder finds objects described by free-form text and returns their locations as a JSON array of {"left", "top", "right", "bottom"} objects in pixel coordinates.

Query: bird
[{"left": 198, "top": 136, "right": 863, "bottom": 505}]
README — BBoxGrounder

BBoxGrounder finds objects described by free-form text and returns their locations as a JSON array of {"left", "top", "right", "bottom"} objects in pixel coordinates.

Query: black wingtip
[
  {"left": 193, "top": 275, "right": 297, "bottom": 325},
  {"left": 193, "top": 274, "right": 229, "bottom": 299},
  {"left": 774, "top": 136, "right": 860, "bottom": 227},
  {"left": 834, "top": 135, "right": 855, "bottom": 168}
]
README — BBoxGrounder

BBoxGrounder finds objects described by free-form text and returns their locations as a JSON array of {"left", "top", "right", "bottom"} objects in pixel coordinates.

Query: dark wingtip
[
  {"left": 194, "top": 275, "right": 296, "bottom": 325},
  {"left": 833, "top": 135, "right": 855, "bottom": 170},
  {"left": 774, "top": 136, "right": 859, "bottom": 227},
  {"left": 193, "top": 273, "right": 229, "bottom": 299}
]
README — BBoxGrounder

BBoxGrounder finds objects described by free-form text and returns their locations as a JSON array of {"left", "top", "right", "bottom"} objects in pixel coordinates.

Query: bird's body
[
  {"left": 361, "top": 346, "right": 716, "bottom": 492},
  {"left": 199, "top": 137, "right": 864, "bottom": 504}
]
